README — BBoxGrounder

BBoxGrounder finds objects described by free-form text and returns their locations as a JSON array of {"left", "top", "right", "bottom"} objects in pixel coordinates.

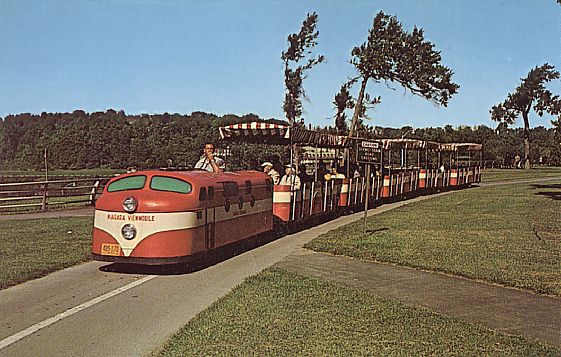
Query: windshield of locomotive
[
  {"left": 106, "top": 175, "right": 147, "bottom": 192},
  {"left": 150, "top": 176, "right": 192, "bottom": 194}
]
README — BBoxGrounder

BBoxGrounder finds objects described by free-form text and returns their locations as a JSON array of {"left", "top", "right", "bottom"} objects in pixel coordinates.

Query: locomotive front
[
  {"left": 91, "top": 170, "right": 273, "bottom": 264},
  {"left": 91, "top": 171, "right": 208, "bottom": 264}
]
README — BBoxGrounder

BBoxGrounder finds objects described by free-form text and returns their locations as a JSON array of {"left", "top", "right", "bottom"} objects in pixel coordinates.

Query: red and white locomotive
[{"left": 92, "top": 170, "right": 272, "bottom": 264}]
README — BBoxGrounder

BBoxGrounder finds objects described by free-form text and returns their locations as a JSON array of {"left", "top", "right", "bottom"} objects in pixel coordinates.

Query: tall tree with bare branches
[
  {"left": 281, "top": 12, "right": 324, "bottom": 127},
  {"left": 333, "top": 84, "right": 353, "bottom": 134},
  {"left": 491, "top": 64, "right": 561, "bottom": 169}
]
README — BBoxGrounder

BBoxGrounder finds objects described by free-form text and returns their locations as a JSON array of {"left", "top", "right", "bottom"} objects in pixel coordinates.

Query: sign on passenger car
[{"left": 356, "top": 140, "right": 381, "bottom": 164}]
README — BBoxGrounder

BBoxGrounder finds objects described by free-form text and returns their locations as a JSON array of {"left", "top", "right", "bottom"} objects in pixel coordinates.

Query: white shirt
[
  {"left": 280, "top": 174, "right": 301, "bottom": 190},
  {"left": 267, "top": 169, "right": 280, "bottom": 185},
  {"left": 195, "top": 156, "right": 225, "bottom": 172}
]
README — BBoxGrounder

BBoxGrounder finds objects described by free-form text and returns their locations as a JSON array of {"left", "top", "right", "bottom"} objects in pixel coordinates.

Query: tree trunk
[
  {"left": 348, "top": 76, "right": 369, "bottom": 139},
  {"left": 522, "top": 111, "right": 531, "bottom": 169}
]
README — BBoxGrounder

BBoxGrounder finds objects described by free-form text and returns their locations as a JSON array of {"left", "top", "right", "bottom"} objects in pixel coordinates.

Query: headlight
[
  {"left": 121, "top": 224, "right": 137, "bottom": 240},
  {"left": 122, "top": 197, "right": 137, "bottom": 213}
]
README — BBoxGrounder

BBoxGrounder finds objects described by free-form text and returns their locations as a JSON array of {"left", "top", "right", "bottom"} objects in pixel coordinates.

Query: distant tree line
[
  {"left": 1, "top": 109, "right": 560, "bottom": 171},
  {"left": 0, "top": 110, "right": 286, "bottom": 171},
  {"left": 322, "top": 122, "right": 561, "bottom": 168}
]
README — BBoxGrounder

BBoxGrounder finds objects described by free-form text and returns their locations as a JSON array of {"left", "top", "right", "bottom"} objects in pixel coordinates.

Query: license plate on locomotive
[{"left": 101, "top": 243, "right": 121, "bottom": 256}]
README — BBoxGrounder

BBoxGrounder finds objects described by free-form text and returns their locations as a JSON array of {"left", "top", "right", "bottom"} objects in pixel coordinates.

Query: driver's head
[{"left": 204, "top": 143, "right": 215, "bottom": 154}]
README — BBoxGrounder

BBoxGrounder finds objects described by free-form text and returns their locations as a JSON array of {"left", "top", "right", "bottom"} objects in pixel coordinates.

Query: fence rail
[{"left": 0, "top": 177, "right": 108, "bottom": 211}]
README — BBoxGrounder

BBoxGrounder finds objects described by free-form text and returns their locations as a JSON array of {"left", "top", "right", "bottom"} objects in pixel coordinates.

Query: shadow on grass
[
  {"left": 531, "top": 183, "right": 561, "bottom": 201},
  {"left": 367, "top": 227, "right": 389, "bottom": 234}
]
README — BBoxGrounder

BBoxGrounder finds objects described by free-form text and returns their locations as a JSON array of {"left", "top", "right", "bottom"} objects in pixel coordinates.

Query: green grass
[
  {"left": 307, "top": 181, "right": 561, "bottom": 296},
  {"left": 482, "top": 167, "right": 561, "bottom": 183},
  {"left": 0, "top": 217, "right": 93, "bottom": 289},
  {"left": 153, "top": 269, "right": 559, "bottom": 357}
]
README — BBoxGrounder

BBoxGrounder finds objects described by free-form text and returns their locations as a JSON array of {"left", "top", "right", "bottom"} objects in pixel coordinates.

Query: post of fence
[
  {"left": 41, "top": 182, "right": 48, "bottom": 211},
  {"left": 90, "top": 180, "right": 100, "bottom": 205}
]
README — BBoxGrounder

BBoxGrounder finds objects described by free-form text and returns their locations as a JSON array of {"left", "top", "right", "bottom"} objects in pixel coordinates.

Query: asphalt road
[{"left": 0, "top": 195, "right": 438, "bottom": 357}]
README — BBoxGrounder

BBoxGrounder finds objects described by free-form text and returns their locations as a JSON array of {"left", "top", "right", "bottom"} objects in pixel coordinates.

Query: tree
[
  {"left": 551, "top": 114, "right": 561, "bottom": 147},
  {"left": 491, "top": 64, "right": 561, "bottom": 169},
  {"left": 281, "top": 12, "right": 325, "bottom": 126},
  {"left": 333, "top": 84, "right": 353, "bottom": 134},
  {"left": 347, "top": 11, "right": 459, "bottom": 138}
]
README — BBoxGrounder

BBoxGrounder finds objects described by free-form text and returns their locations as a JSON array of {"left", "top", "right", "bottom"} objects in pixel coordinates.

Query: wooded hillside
[{"left": 0, "top": 110, "right": 559, "bottom": 170}]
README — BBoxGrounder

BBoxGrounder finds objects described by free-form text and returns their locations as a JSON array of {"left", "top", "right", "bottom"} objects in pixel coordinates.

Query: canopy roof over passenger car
[
  {"left": 380, "top": 138, "right": 440, "bottom": 151},
  {"left": 218, "top": 121, "right": 482, "bottom": 169},
  {"left": 219, "top": 122, "right": 350, "bottom": 148},
  {"left": 439, "top": 143, "right": 483, "bottom": 152},
  {"left": 219, "top": 122, "right": 482, "bottom": 152}
]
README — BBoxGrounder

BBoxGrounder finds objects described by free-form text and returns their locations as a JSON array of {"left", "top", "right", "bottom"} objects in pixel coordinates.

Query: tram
[{"left": 91, "top": 121, "right": 481, "bottom": 264}]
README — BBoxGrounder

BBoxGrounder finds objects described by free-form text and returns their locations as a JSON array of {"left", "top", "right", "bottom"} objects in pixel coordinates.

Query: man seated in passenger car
[
  {"left": 280, "top": 164, "right": 301, "bottom": 191},
  {"left": 261, "top": 161, "right": 280, "bottom": 185},
  {"left": 298, "top": 164, "right": 313, "bottom": 184},
  {"left": 194, "top": 143, "right": 225, "bottom": 173},
  {"left": 325, "top": 165, "right": 345, "bottom": 181}
]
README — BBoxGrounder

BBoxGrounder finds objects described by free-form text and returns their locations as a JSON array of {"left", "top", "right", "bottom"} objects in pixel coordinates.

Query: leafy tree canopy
[
  {"left": 352, "top": 12, "right": 458, "bottom": 106},
  {"left": 491, "top": 64, "right": 561, "bottom": 124},
  {"left": 1, "top": 110, "right": 561, "bottom": 171},
  {"left": 347, "top": 11, "right": 459, "bottom": 137}
]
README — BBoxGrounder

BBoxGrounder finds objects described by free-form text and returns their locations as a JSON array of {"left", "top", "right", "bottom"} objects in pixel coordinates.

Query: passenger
[
  {"left": 298, "top": 164, "right": 313, "bottom": 184},
  {"left": 261, "top": 161, "right": 280, "bottom": 185},
  {"left": 280, "top": 164, "right": 301, "bottom": 191},
  {"left": 271, "top": 155, "right": 284, "bottom": 178},
  {"left": 316, "top": 160, "right": 327, "bottom": 182},
  {"left": 194, "top": 143, "right": 225, "bottom": 173},
  {"left": 352, "top": 165, "right": 362, "bottom": 178},
  {"left": 325, "top": 165, "right": 346, "bottom": 181}
]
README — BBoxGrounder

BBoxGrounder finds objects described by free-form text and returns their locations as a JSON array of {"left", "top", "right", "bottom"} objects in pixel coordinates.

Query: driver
[{"left": 194, "top": 143, "right": 225, "bottom": 173}]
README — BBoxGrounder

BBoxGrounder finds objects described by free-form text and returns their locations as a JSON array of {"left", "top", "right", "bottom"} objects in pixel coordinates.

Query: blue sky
[{"left": 0, "top": 0, "right": 559, "bottom": 129}]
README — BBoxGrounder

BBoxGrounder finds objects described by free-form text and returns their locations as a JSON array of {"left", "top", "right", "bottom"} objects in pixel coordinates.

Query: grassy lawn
[
  {"left": 153, "top": 269, "right": 559, "bottom": 357},
  {"left": 481, "top": 167, "right": 561, "bottom": 183},
  {"left": 307, "top": 180, "right": 561, "bottom": 296},
  {"left": 0, "top": 217, "right": 93, "bottom": 289}
]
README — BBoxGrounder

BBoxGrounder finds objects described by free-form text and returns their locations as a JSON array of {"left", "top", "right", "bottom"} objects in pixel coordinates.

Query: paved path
[{"left": 276, "top": 250, "right": 561, "bottom": 349}]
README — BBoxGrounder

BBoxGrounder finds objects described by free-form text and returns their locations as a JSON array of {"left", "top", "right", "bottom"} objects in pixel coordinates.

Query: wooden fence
[{"left": 0, "top": 177, "right": 109, "bottom": 211}]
